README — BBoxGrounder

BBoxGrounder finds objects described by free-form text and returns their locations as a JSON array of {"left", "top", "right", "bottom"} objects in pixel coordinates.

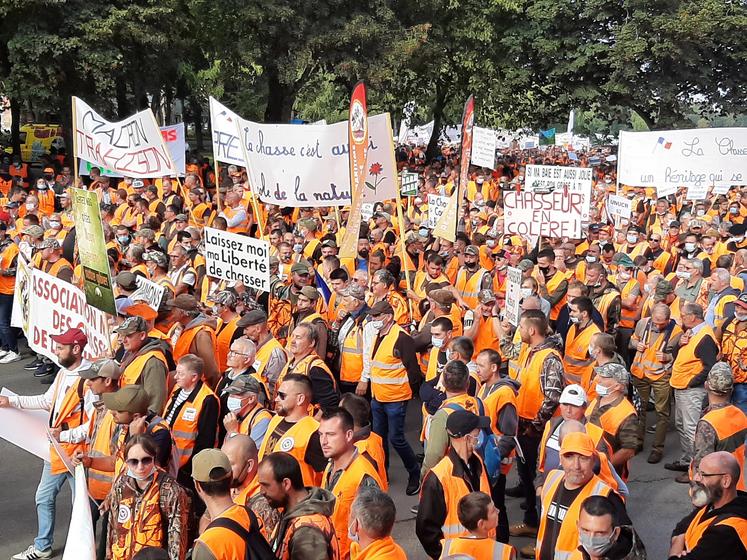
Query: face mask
[
  {"left": 585, "top": 255, "right": 597, "bottom": 263},
  {"left": 49, "top": 221, "right": 61, "bottom": 229},
  {"left": 419, "top": 227, "right": 429, "bottom": 238},
  {"left": 696, "top": 209, "right": 705, "bottom": 216},
  {"left": 538, "top": 265, "right": 550, "bottom": 274},
  {"left": 728, "top": 236, "right": 744, "bottom": 244},
  {"left": 431, "top": 336, "right": 444, "bottom": 349},
  {"left": 293, "top": 243, "right": 303, "bottom": 253},
  {"left": 487, "top": 240, "right": 497, "bottom": 248},
  {"left": 684, "top": 243, "right": 697, "bottom": 253},
  {"left": 226, "top": 396, "right": 244, "bottom": 413},
  {"left": 127, "top": 466, "right": 155, "bottom": 481},
  {"left": 644, "top": 284, "right": 652, "bottom": 293},
  {"left": 37, "top": 184, "right": 48, "bottom": 191},
  {"left": 676, "top": 271, "right": 691, "bottom": 280},
  {"left": 588, "top": 345, "right": 596, "bottom": 358},
  {"left": 730, "top": 208, "right": 739, "bottom": 215},
  {"left": 579, "top": 530, "right": 616, "bottom": 557},
  {"left": 618, "top": 271, "right": 631, "bottom": 281},
  {"left": 587, "top": 282, "right": 601, "bottom": 290},
  {"left": 595, "top": 383, "right": 610, "bottom": 397},
  {"left": 520, "top": 288, "right": 532, "bottom": 299},
  {"left": 370, "top": 320, "right": 384, "bottom": 331},
  {"left": 26, "top": 203, "right": 35, "bottom": 211},
  {"left": 626, "top": 234, "right": 637, "bottom": 244},
  {"left": 117, "top": 236, "right": 130, "bottom": 244}
]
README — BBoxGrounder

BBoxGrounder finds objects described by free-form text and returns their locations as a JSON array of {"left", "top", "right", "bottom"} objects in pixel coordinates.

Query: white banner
[
  {"left": 471, "top": 126, "right": 497, "bottom": 169},
  {"left": 505, "top": 267, "right": 522, "bottom": 327},
  {"left": 10, "top": 255, "right": 31, "bottom": 331},
  {"left": 62, "top": 465, "right": 96, "bottom": 560},
  {"left": 426, "top": 194, "right": 450, "bottom": 229},
  {"left": 73, "top": 97, "right": 176, "bottom": 178},
  {"left": 204, "top": 227, "right": 270, "bottom": 292},
  {"left": 131, "top": 275, "right": 166, "bottom": 311},
  {"left": 0, "top": 388, "right": 51, "bottom": 461},
  {"left": 618, "top": 128, "right": 747, "bottom": 188},
  {"left": 607, "top": 194, "right": 632, "bottom": 220},
  {"left": 26, "top": 269, "right": 112, "bottom": 364},
  {"left": 504, "top": 190, "right": 586, "bottom": 239},
  {"left": 525, "top": 164, "right": 593, "bottom": 194},
  {"left": 209, "top": 97, "right": 246, "bottom": 167}
]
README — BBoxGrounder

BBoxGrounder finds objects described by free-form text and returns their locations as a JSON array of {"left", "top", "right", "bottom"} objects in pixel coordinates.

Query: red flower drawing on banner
[{"left": 366, "top": 162, "right": 385, "bottom": 193}]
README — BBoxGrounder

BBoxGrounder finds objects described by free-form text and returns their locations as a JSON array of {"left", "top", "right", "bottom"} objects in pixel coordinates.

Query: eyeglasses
[
  {"left": 228, "top": 349, "right": 251, "bottom": 357},
  {"left": 695, "top": 469, "right": 727, "bottom": 478},
  {"left": 126, "top": 456, "right": 154, "bottom": 468}
]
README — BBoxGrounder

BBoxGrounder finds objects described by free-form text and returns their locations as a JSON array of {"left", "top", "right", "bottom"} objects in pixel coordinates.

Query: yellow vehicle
[{"left": 18, "top": 124, "right": 65, "bottom": 162}]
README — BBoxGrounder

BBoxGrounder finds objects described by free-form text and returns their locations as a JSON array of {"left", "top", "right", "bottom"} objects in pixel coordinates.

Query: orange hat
[
  {"left": 43, "top": 167, "right": 55, "bottom": 174},
  {"left": 560, "top": 432, "right": 596, "bottom": 457},
  {"left": 124, "top": 302, "right": 158, "bottom": 322}
]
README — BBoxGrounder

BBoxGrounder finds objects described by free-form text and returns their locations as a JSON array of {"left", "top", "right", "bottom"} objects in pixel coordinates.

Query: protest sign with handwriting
[
  {"left": 427, "top": 194, "right": 450, "bottom": 229},
  {"left": 504, "top": 190, "right": 586, "bottom": 239},
  {"left": 471, "top": 126, "right": 497, "bottom": 169},
  {"left": 204, "top": 227, "right": 270, "bottom": 292},
  {"left": 607, "top": 194, "right": 632, "bottom": 220}
]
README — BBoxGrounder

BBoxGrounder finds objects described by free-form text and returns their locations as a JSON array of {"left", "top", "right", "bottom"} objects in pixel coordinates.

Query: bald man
[
  {"left": 669, "top": 451, "right": 747, "bottom": 559},
  {"left": 221, "top": 433, "right": 280, "bottom": 540}
]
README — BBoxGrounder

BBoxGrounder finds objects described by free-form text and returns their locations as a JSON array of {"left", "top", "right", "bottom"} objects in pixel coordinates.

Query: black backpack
[{"left": 205, "top": 506, "right": 276, "bottom": 560}]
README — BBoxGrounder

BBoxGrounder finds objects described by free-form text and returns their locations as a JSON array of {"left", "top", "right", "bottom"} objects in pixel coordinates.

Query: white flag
[
  {"left": 62, "top": 465, "right": 95, "bottom": 560},
  {"left": 567, "top": 109, "right": 575, "bottom": 135}
]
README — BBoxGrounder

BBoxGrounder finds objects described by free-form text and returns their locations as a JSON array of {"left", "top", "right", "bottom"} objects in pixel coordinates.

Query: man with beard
[
  {"left": 668, "top": 452, "right": 747, "bottom": 559},
  {"left": 454, "top": 245, "right": 492, "bottom": 310},
  {"left": 535, "top": 248, "right": 570, "bottom": 325}
]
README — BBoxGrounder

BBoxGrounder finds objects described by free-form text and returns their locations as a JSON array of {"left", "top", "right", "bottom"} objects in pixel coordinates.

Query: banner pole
[
  {"left": 71, "top": 97, "right": 80, "bottom": 189},
  {"left": 233, "top": 119, "right": 265, "bottom": 239},
  {"left": 333, "top": 205, "right": 342, "bottom": 232}
]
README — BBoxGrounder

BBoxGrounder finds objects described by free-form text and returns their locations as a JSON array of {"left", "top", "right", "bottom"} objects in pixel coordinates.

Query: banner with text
[
  {"left": 426, "top": 194, "right": 450, "bottom": 229},
  {"left": 505, "top": 267, "right": 523, "bottom": 327},
  {"left": 618, "top": 128, "right": 747, "bottom": 188},
  {"left": 471, "top": 126, "right": 497, "bottom": 169},
  {"left": 209, "top": 97, "right": 246, "bottom": 167},
  {"left": 73, "top": 97, "right": 176, "bottom": 178},
  {"left": 504, "top": 190, "right": 586, "bottom": 239},
  {"left": 204, "top": 227, "right": 270, "bottom": 292}
]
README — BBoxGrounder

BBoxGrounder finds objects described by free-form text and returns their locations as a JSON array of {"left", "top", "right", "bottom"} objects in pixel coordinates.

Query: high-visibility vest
[
  {"left": 130, "top": 263, "right": 150, "bottom": 278},
  {"left": 700, "top": 404, "right": 747, "bottom": 491},
  {"left": 538, "top": 417, "right": 607, "bottom": 473},
  {"left": 536, "top": 470, "right": 614, "bottom": 559},
  {"left": 441, "top": 537, "right": 514, "bottom": 560},
  {"left": 326, "top": 292, "right": 341, "bottom": 323},
  {"left": 258, "top": 414, "right": 321, "bottom": 487},
  {"left": 171, "top": 263, "right": 197, "bottom": 290},
  {"left": 120, "top": 348, "right": 169, "bottom": 387},
  {"left": 0, "top": 242, "right": 19, "bottom": 294},
  {"left": 234, "top": 474, "right": 275, "bottom": 540},
  {"left": 369, "top": 324, "right": 412, "bottom": 403},
  {"left": 563, "top": 322, "right": 601, "bottom": 390},
  {"left": 455, "top": 267, "right": 489, "bottom": 309},
  {"left": 322, "top": 453, "right": 383, "bottom": 556},
  {"left": 238, "top": 404, "right": 273, "bottom": 438},
  {"left": 473, "top": 314, "right": 500, "bottom": 355},
  {"left": 254, "top": 336, "right": 286, "bottom": 382},
  {"left": 164, "top": 381, "right": 217, "bottom": 467},
  {"left": 614, "top": 278, "right": 640, "bottom": 329},
  {"left": 586, "top": 396, "right": 637, "bottom": 479},
  {"left": 110, "top": 471, "right": 168, "bottom": 560},
  {"left": 216, "top": 315, "right": 241, "bottom": 372},
  {"left": 272, "top": 506, "right": 339, "bottom": 560},
  {"left": 422, "top": 393, "right": 482, "bottom": 443},
  {"left": 36, "top": 188, "right": 55, "bottom": 216},
  {"left": 50, "top": 377, "right": 87, "bottom": 475},
  {"left": 516, "top": 347, "right": 562, "bottom": 421},
  {"left": 720, "top": 319, "right": 747, "bottom": 384},
  {"left": 671, "top": 325, "right": 716, "bottom": 389},
  {"left": 9, "top": 163, "right": 29, "bottom": 183},
  {"left": 173, "top": 323, "right": 216, "bottom": 364},
  {"left": 630, "top": 319, "right": 681, "bottom": 381},
  {"left": 155, "top": 275, "right": 176, "bottom": 294},
  {"left": 277, "top": 353, "right": 337, "bottom": 397},
  {"left": 684, "top": 505, "right": 747, "bottom": 554},
  {"left": 222, "top": 205, "right": 249, "bottom": 234},
  {"left": 651, "top": 250, "right": 672, "bottom": 273},
  {"left": 86, "top": 408, "right": 119, "bottom": 500},
  {"left": 712, "top": 290, "right": 739, "bottom": 330},
  {"left": 595, "top": 290, "right": 620, "bottom": 331},
  {"left": 427, "top": 453, "right": 492, "bottom": 543},
  {"left": 349, "top": 536, "right": 407, "bottom": 560},
  {"left": 42, "top": 257, "right": 73, "bottom": 279},
  {"left": 425, "top": 346, "right": 447, "bottom": 382},
  {"left": 340, "top": 321, "right": 365, "bottom": 384},
  {"left": 197, "top": 504, "right": 255, "bottom": 559},
  {"left": 355, "top": 433, "right": 388, "bottom": 491},
  {"left": 546, "top": 270, "right": 569, "bottom": 321},
  {"left": 479, "top": 381, "right": 518, "bottom": 475}
]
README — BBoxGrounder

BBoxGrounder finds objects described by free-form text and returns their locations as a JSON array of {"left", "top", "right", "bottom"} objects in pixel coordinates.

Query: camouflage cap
[
  {"left": 706, "top": 362, "right": 733, "bottom": 395},
  {"left": 478, "top": 289, "right": 496, "bottom": 305},
  {"left": 594, "top": 362, "right": 629, "bottom": 386}
]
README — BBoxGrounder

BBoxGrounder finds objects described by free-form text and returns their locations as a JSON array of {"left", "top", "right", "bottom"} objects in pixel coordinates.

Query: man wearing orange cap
[{"left": 535, "top": 432, "right": 630, "bottom": 560}]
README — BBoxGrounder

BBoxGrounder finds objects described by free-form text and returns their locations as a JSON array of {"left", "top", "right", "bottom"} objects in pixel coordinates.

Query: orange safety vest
[
  {"left": 340, "top": 321, "right": 365, "bottom": 384},
  {"left": 516, "top": 347, "right": 561, "bottom": 421},
  {"left": 684, "top": 505, "right": 747, "bottom": 554},
  {"left": 273, "top": 507, "right": 339, "bottom": 560},
  {"left": 546, "top": 270, "right": 569, "bottom": 321},
  {"left": 42, "top": 257, "right": 73, "bottom": 279},
  {"left": 700, "top": 405, "right": 747, "bottom": 491},
  {"left": 426, "top": 452, "right": 493, "bottom": 543},
  {"left": 455, "top": 267, "right": 489, "bottom": 310},
  {"left": 120, "top": 349, "right": 169, "bottom": 387},
  {"left": 369, "top": 324, "right": 412, "bottom": 403},
  {"left": 165, "top": 382, "right": 217, "bottom": 467},
  {"left": 197, "top": 504, "right": 255, "bottom": 559},
  {"left": 131, "top": 263, "right": 150, "bottom": 279},
  {"left": 721, "top": 320, "right": 747, "bottom": 384},
  {"left": 355, "top": 433, "right": 388, "bottom": 491},
  {"left": 50, "top": 377, "right": 87, "bottom": 475},
  {"left": 238, "top": 404, "right": 273, "bottom": 437},
  {"left": 277, "top": 353, "right": 337, "bottom": 397},
  {"left": 37, "top": 189, "right": 56, "bottom": 216},
  {"left": 595, "top": 291, "right": 619, "bottom": 331},
  {"left": 473, "top": 315, "right": 500, "bottom": 355},
  {"left": 441, "top": 537, "right": 514, "bottom": 560},
  {"left": 563, "top": 322, "right": 601, "bottom": 390},
  {"left": 536, "top": 470, "right": 614, "bottom": 558},
  {"left": 173, "top": 323, "right": 216, "bottom": 364},
  {"left": 216, "top": 315, "right": 241, "bottom": 373},
  {"left": 253, "top": 336, "right": 286, "bottom": 382},
  {"left": 538, "top": 417, "right": 608, "bottom": 473},
  {"left": 671, "top": 325, "right": 716, "bottom": 389},
  {"left": 234, "top": 474, "right": 273, "bottom": 540},
  {"left": 349, "top": 536, "right": 407, "bottom": 560},
  {"left": 615, "top": 278, "right": 640, "bottom": 329},
  {"left": 86, "top": 408, "right": 119, "bottom": 500},
  {"left": 322, "top": 453, "right": 383, "bottom": 556},
  {"left": 258, "top": 414, "right": 321, "bottom": 487},
  {"left": 630, "top": 319, "right": 682, "bottom": 381},
  {"left": 0, "top": 242, "right": 19, "bottom": 294},
  {"left": 478, "top": 381, "right": 518, "bottom": 475}
]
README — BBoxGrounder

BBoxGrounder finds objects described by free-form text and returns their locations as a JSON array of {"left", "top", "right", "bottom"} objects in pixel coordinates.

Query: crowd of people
[{"left": 0, "top": 141, "right": 745, "bottom": 560}]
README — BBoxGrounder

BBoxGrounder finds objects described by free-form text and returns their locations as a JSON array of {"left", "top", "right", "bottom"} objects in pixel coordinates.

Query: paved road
[{"left": 0, "top": 347, "right": 691, "bottom": 559}]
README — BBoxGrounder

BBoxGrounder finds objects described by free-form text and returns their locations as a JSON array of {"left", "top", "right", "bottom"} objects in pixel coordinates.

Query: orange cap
[
  {"left": 124, "top": 302, "right": 158, "bottom": 321},
  {"left": 560, "top": 431, "right": 596, "bottom": 457}
]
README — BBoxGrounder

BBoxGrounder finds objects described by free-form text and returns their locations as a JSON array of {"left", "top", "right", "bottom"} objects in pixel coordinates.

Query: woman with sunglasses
[{"left": 107, "top": 434, "right": 190, "bottom": 560}]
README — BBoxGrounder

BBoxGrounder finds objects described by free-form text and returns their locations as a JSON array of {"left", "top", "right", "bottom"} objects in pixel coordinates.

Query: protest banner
[
  {"left": 505, "top": 267, "right": 523, "bottom": 327},
  {"left": 10, "top": 255, "right": 31, "bottom": 332},
  {"left": 71, "top": 188, "right": 116, "bottom": 315},
  {"left": 525, "top": 164, "right": 593, "bottom": 194},
  {"left": 209, "top": 97, "right": 246, "bottom": 167},
  {"left": 607, "top": 194, "right": 632, "bottom": 220},
  {"left": 471, "top": 126, "right": 497, "bottom": 169},
  {"left": 26, "top": 269, "right": 112, "bottom": 364},
  {"left": 504, "top": 190, "right": 586, "bottom": 239},
  {"left": 400, "top": 171, "right": 419, "bottom": 196},
  {"left": 618, "top": 128, "right": 747, "bottom": 188},
  {"left": 426, "top": 194, "right": 450, "bottom": 229},
  {"left": 713, "top": 184, "right": 731, "bottom": 195},
  {"left": 72, "top": 97, "right": 177, "bottom": 178},
  {"left": 77, "top": 122, "right": 186, "bottom": 177},
  {"left": 204, "top": 227, "right": 270, "bottom": 292},
  {"left": 361, "top": 203, "right": 375, "bottom": 222},
  {"left": 0, "top": 388, "right": 51, "bottom": 461},
  {"left": 686, "top": 184, "right": 709, "bottom": 201},
  {"left": 62, "top": 465, "right": 96, "bottom": 560},
  {"left": 131, "top": 275, "right": 166, "bottom": 311}
]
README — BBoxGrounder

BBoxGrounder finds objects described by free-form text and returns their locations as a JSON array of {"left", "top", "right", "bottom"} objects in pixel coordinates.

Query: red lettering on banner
[
  {"left": 75, "top": 129, "right": 174, "bottom": 177},
  {"left": 161, "top": 129, "right": 177, "bottom": 142}
]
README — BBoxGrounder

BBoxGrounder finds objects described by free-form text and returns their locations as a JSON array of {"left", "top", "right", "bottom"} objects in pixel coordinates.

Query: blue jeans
[
  {"left": 733, "top": 383, "right": 747, "bottom": 416},
  {"left": 0, "top": 292, "right": 17, "bottom": 352},
  {"left": 34, "top": 461, "right": 73, "bottom": 551},
  {"left": 371, "top": 399, "right": 419, "bottom": 476}
]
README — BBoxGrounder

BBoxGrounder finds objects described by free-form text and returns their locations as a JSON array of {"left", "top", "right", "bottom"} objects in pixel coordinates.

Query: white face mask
[
  {"left": 585, "top": 255, "right": 597, "bottom": 263},
  {"left": 684, "top": 243, "right": 697, "bottom": 253},
  {"left": 226, "top": 396, "right": 244, "bottom": 413},
  {"left": 370, "top": 320, "right": 384, "bottom": 331},
  {"left": 520, "top": 288, "right": 532, "bottom": 299},
  {"left": 696, "top": 209, "right": 705, "bottom": 216},
  {"left": 49, "top": 221, "right": 61, "bottom": 229},
  {"left": 127, "top": 465, "right": 155, "bottom": 481},
  {"left": 431, "top": 336, "right": 445, "bottom": 349},
  {"left": 595, "top": 383, "right": 610, "bottom": 397},
  {"left": 487, "top": 240, "right": 497, "bottom": 248},
  {"left": 26, "top": 203, "right": 35, "bottom": 211},
  {"left": 618, "top": 271, "right": 631, "bottom": 281},
  {"left": 569, "top": 316, "right": 580, "bottom": 324},
  {"left": 676, "top": 271, "right": 691, "bottom": 280},
  {"left": 588, "top": 345, "right": 596, "bottom": 358},
  {"left": 626, "top": 234, "right": 638, "bottom": 244}
]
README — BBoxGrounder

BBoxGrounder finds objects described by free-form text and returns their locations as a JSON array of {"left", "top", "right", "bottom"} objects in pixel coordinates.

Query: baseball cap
[
  {"left": 123, "top": 302, "right": 158, "bottom": 321},
  {"left": 43, "top": 167, "right": 55, "bottom": 174},
  {"left": 669, "top": 220, "right": 681, "bottom": 228},
  {"left": 736, "top": 293, "right": 747, "bottom": 309},
  {"left": 38, "top": 238, "right": 60, "bottom": 250},
  {"left": 517, "top": 259, "right": 535, "bottom": 272},
  {"left": 208, "top": 290, "right": 238, "bottom": 308},
  {"left": 144, "top": 251, "right": 168, "bottom": 269},
  {"left": 321, "top": 239, "right": 337, "bottom": 249},
  {"left": 132, "top": 179, "right": 145, "bottom": 189},
  {"left": 477, "top": 290, "right": 496, "bottom": 305},
  {"left": 102, "top": 385, "right": 149, "bottom": 414},
  {"left": 369, "top": 300, "right": 394, "bottom": 316},
  {"left": 464, "top": 245, "right": 480, "bottom": 257},
  {"left": 191, "top": 449, "right": 232, "bottom": 483},
  {"left": 612, "top": 253, "right": 635, "bottom": 268},
  {"left": 22, "top": 225, "right": 44, "bottom": 239},
  {"left": 167, "top": 294, "right": 200, "bottom": 312},
  {"left": 588, "top": 223, "right": 602, "bottom": 233},
  {"left": 559, "top": 384, "right": 588, "bottom": 407},
  {"left": 594, "top": 362, "right": 629, "bottom": 386},
  {"left": 114, "top": 316, "right": 148, "bottom": 335},
  {"left": 79, "top": 359, "right": 121, "bottom": 380},
  {"left": 560, "top": 431, "right": 596, "bottom": 457},
  {"left": 446, "top": 410, "right": 491, "bottom": 438},
  {"left": 175, "top": 213, "right": 189, "bottom": 222},
  {"left": 50, "top": 328, "right": 88, "bottom": 347},
  {"left": 706, "top": 362, "right": 733, "bottom": 395},
  {"left": 115, "top": 271, "right": 138, "bottom": 292},
  {"left": 430, "top": 288, "right": 456, "bottom": 307},
  {"left": 237, "top": 309, "right": 268, "bottom": 328},
  {"left": 290, "top": 262, "right": 310, "bottom": 275},
  {"left": 299, "top": 286, "right": 320, "bottom": 301},
  {"left": 224, "top": 374, "right": 262, "bottom": 395}
]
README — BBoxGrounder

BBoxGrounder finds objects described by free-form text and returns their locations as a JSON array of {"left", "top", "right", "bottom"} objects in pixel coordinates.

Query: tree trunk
[
  {"left": 425, "top": 81, "right": 447, "bottom": 162},
  {"left": 190, "top": 96, "right": 203, "bottom": 151},
  {"left": 10, "top": 97, "right": 21, "bottom": 159},
  {"left": 150, "top": 90, "right": 162, "bottom": 125},
  {"left": 164, "top": 88, "right": 173, "bottom": 125},
  {"left": 264, "top": 66, "right": 295, "bottom": 123},
  {"left": 116, "top": 77, "right": 130, "bottom": 119}
]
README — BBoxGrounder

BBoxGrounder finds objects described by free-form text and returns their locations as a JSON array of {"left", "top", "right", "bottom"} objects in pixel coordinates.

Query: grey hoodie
[{"left": 272, "top": 487, "right": 338, "bottom": 560}]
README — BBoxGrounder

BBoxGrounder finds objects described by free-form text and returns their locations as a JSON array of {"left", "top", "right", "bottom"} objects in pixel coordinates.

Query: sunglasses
[{"left": 126, "top": 456, "right": 154, "bottom": 468}]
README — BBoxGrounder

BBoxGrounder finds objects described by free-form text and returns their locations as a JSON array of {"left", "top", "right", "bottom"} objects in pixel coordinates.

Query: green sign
[
  {"left": 71, "top": 188, "right": 116, "bottom": 315},
  {"left": 400, "top": 171, "right": 419, "bottom": 196}
]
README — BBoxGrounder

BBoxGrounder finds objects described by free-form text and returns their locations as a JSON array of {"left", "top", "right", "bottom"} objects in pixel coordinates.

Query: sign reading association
[{"left": 204, "top": 227, "right": 270, "bottom": 292}]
